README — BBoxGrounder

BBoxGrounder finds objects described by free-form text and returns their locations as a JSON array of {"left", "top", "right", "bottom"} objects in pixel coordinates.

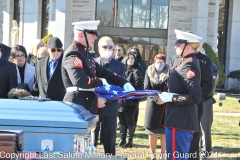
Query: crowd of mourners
[{"left": 0, "top": 22, "right": 218, "bottom": 160}]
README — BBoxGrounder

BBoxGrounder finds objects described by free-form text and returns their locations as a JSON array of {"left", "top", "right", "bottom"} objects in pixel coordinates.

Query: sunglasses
[
  {"left": 51, "top": 48, "right": 62, "bottom": 52},
  {"left": 101, "top": 45, "right": 113, "bottom": 49},
  {"left": 15, "top": 54, "right": 25, "bottom": 58}
]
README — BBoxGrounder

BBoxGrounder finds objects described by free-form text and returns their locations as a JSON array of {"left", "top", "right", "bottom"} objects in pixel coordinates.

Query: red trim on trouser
[{"left": 172, "top": 128, "right": 176, "bottom": 160}]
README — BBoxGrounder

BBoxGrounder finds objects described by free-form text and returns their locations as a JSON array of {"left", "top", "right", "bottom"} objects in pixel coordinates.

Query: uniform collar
[
  {"left": 74, "top": 41, "right": 88, "bottom": 52},
  {"left": 183, "top": 53, "right": 196, "bottom": 58}
]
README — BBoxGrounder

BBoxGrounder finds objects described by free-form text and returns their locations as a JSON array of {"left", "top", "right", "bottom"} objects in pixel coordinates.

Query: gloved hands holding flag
[
  {"left": 156, "top": 92, "right": 178, "bottom": 105},
  {"left": 123, "top": 82, "right": 135, "bottom": 92},
  {"left": 100, "top": 78, "right": 110, "bottom": 88}
]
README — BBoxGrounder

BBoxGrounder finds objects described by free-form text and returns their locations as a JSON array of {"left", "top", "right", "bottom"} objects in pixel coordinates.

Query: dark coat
[
  {"left": 0, "top": 43, "right": 11, "bottom": 60},
  {"left": 170, "top": 52, "right": 213, "bottom": 117},
  {"left": 61, "top": 41, "right": 128, "bottom": 114},
  {"left": 0, "top": 59, "right": 18, "bottom": 98},
  {"left": 144, "top": 64, "right": 169, "bottom": 129},
  {"left": 164, "top": 54, "right": 202, "bottom": 131},
  {"left": 33, "top": 55, "right": 66, "bottom": 101},
  {"left": 118, "top": 67, "right": 143, "bottom": 111},
  {"left": 100, "top": 58, "right": 125, "bottom": 117},
  {"left": 138, "top": 59, "right": 147, "bottom": 77}
]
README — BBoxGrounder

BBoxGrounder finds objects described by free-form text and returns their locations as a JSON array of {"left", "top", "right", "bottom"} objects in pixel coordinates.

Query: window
[{"left": 96, "top": 0, "right": 169, "bottom": 29}]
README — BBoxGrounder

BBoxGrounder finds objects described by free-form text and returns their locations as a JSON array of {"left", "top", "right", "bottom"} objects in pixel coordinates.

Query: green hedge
[{"left": 202, "top": 43, "right": 226, "bottom": 87}]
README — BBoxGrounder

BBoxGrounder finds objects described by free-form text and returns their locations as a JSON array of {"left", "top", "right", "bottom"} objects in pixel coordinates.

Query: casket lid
[{"left": 0, "top": 99, "right": 97, "bottom": 129}]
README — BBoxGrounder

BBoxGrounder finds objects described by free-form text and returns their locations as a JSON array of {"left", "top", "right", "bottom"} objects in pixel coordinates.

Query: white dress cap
[
  {"left": 72, "top": 20, "right": 100, "bottom": 30},
  {"left": 174, "top": 29, "right": 202, "bottom": 43}
]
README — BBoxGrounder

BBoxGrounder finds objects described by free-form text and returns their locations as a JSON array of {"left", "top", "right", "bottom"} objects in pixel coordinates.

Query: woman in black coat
[
  {"left": 118, "top": 53, "right": 143, "bottom": 148},
  {"left": 144, "top": 54, "right": 169, "bottom": 160}
]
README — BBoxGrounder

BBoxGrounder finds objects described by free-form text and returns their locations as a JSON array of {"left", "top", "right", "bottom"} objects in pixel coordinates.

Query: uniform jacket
[
  {"left": 0, "top": 43, "right": 11, "bottom": 60},
  {"left": 33, "top": 55, "right": 66, "bottom": 101},
  {"left": 118, "top": 66, "right": 143, "bottom": 111},
  {"left": 61, "top": 41, "right": 128, "bottom": 114},
  {"left": 164, "top": 53, "right": 202, "bottom": 131},
  {"left": 144, "top": 64, "right": 169, "bottom": 129},
  {"left": 99, "top": 58, "right": 125, "bottom": 117},
  {"left": 169, "top": 52, "right": 213, "bottom": 117},
  {"left": 16, "top": 63, "right": 35, "bottom": 91},
  {"left": 0, "top": 59, "right": 18, "bottom": 98}
]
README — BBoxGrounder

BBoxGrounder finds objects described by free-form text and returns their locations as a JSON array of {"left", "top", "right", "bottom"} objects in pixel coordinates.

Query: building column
[
  {"left": 192, "top": 0, "right": 209, "bottom": 43},
  {"left": 206, "top": 0, "right": 220, "bottom": 52},
  {"left": 52, "top": 0, "right": 72, "bottom": 50},
  {"left": 225, "top": 0, "right": 240, "bottom": 89},
  {"left": 19, "top": 0, "right": 42, "bottom": 53},
  {"left": 1, "top": 0, "right": 14, "bottom": 46}
]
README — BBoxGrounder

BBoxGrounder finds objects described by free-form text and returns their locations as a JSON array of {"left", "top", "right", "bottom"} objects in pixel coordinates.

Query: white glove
[
  {"left": 100, "top": 78, "right": 110, "bottom": 88},
  {"left": 123, "top": 82, "right": 135, "bottom": 92},
  {"left": 158, "top": 92, "right": 176, "bottom": 103}
]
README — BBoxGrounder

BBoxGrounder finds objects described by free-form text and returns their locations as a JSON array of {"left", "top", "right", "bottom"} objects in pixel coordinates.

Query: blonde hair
[
  {"left": 32, "top": 39, "right": 44, "bottom": 56},
  {"left": 189, "top": 43, "right": 202, "bottom": 52}
]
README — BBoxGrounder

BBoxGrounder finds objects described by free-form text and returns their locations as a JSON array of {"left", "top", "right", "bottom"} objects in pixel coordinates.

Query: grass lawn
[
  {"left": 139, "top": 95, "right": 240, "bottom": 113},
  {"left": 95, "top": 95, "right": 240, "bottom": 159}
]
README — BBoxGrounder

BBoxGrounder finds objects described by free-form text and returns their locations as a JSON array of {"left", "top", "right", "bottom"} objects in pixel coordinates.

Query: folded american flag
[{"left": 94, "top": 85, "right": 161, "bottom": 100}]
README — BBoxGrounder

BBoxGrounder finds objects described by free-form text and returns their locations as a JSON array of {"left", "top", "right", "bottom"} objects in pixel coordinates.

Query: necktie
[{"left": 49, "top": 61, "right": 57, "bottom": 78}]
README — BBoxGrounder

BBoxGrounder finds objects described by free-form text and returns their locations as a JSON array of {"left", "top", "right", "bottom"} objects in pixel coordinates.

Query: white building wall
[
  {"left": 225, "top": 0, "right": 240, "bottom": 89},
  {"left": 192, "top": 0, "right": 209, "bottom": 44},
  {"left": 1, "top": 0, "right": 14, "bottom": 46},
  {"left": 167, "top": 0, "right": 194, "bottom": 63},
  {"left": 206, "top": 0, "right": 220, "bottom": 52},
  {"left": 20, "top": 0, "right": 42, "bottom": 54},
  {"left": 55, "top": 0, "right": 72, "bottom": 50}
]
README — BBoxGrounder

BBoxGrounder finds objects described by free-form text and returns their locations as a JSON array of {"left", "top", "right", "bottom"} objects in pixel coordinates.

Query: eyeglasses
[
  {"left": 116, "top": 49, "right": 122, "bottom": 52},
  {"left": 101, "top": 45, "right": 113, "bottom": 49},
  {"left": 15, "top": 54, "right": 25, "bottom": 58},
  {"left": 51, "top": 48, "right": 62, "bottom": 52}
]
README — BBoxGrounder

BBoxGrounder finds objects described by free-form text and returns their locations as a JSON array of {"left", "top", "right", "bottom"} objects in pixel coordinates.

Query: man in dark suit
[
  {"left": 0, "top": 27, "right": 11, "bottom": 60},
  {"left": 33, "top": 37, "right": 66, "bottom": 101},
  {"left": 0, "top": 50, "right": 18, "bottom": 98},
  {"left": 94, "top": 36, "right": 125, "bottom": 155}
]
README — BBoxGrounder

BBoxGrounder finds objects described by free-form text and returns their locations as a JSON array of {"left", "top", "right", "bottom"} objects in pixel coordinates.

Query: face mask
[
  {"left": 101, "top": 50, "right": 112, "bottom": 59},
  {"left": 155, "top": 63, "right": 165, "bottom": 71}
]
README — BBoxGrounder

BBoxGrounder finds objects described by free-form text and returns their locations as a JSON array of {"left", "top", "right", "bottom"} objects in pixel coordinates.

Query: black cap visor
[
  {"left": 84, "top": 29, "right": 100, "bottom": 36},
  {"left": 173, "top": 39, "right": 188, "bottom": 45}
]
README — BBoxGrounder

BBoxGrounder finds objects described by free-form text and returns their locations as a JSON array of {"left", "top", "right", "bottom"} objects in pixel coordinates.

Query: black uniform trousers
[{"left": 94, "top": 109, "right": 117, "bottom": 155}]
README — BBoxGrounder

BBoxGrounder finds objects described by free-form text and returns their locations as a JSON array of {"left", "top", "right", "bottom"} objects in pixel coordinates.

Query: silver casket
[{"left": 0, "top": 99, "right": 98, "bottom": 153}]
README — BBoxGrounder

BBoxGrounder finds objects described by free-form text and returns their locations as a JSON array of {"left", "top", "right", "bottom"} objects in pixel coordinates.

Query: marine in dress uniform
[
  {"left": 169, "top": 44, "right": 213, "bottom": 160},
  {"left": 61, "top": 21, "right": 135, "bottom": 116},
  {"left": 155, "top": 29, "right": 203, "bottom": 160}
]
